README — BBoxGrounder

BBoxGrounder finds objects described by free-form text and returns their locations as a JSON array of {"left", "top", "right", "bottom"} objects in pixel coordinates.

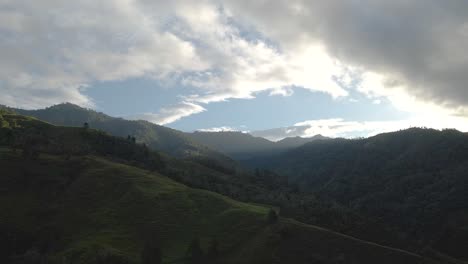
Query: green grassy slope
[
  {"left": 0, "top": 152, "right": 267, "bottom": 263},
  {"left": 0, "top": 110, "right": 448, "bottom": 263},
  {"left": 0, "top": 151, "right": 440, "bottom": 264}
]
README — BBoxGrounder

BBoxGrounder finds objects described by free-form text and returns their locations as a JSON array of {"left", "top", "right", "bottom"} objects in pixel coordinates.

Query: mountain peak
[
  {"left": 187, "top": 131, "right": 332, "bottom": 159},
  {"left": 46, "top": 102, "right": 87, "bottom": 111},
  {"left": 277, "top": 134, "right": 330, "bottom": 144}
]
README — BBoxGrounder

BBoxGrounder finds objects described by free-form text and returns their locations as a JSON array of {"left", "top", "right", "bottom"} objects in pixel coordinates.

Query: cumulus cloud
[
  {"left": 0, "top": 0, "right": 207, "bottom": 108},
  {"left": 170, "top": 6, "right": 349, "bottom": 108},
  {"left": 223, "top": 0, "right": 468, "bottom": 115},
  {"left": 0, "top": 0, "right": 348, "bottom": 113},
  {"left": 2, "top": 0, "right": 468, "bottom": 128},
  {"left": 251, "top": 114, "right": 468, "bottom": 141}
]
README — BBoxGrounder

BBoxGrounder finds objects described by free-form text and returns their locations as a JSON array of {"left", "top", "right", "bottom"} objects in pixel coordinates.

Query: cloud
[
  {"left": 129, "top": 101, "right": 205, "bottom": 125},
  {"left": 0, "top": 0, "right": 207, "bottom": 109},
  {"left": 2, "top": 0, "right": 468, "bottom": 127},
  {"left": 251, "top": 125, "right": 312, "bottom": 141},
  {"left": 269, "top": 86, "right": 294, "bottom": 97},
  {"left": 196, "top": 126, "right": 241, "bottom": 132},
  {"left": 251, "top": 114, "right": 468, "bottom": 141},
  {"left": 0, "top": 0, "right": 348, "bottom": 114},
  {"left": 292, "top": 119, "right": 413, "bottom": 138},
  {"left": 223, "top": 0, "right": 468, "bottom": 115},
  {"left": 172, "top": 9, "right": 349, "bottom": 105}
]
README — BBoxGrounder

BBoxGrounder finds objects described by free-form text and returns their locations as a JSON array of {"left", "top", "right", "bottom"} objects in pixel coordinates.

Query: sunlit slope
[{"left": 0, "top": 153, "right": 268, "bottom": 263}]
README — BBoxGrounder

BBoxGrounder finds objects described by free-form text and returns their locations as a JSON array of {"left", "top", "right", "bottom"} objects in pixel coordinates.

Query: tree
[
  {"left": 3, "top": 129, "right": 13, "bottom": 145},
  {"left": 21, "top": 137, "right": 40, "bottom": 160},
  {"left": 141, "top": 239, "right": 162, "bottom": 264},
  {"left": 1, "top": 119, "right": 9, "bottom": 129},
  {"left": 142, "top": 144, "right": 149, "bottom": 158},
  {"left": 18, "top": 248, "right": 44, "bottom": 264},
  {"left": 255, "top": 168, "right": 261, "bottom": 178},
  {"left": 206, "top": 238, "right": 220, "bottom": 264},
  {"left": 186, "top": 238, "right": 204, "bottom": 264},
  {"left": 267, "top": 208, "right": 278, "bottom": 224}
]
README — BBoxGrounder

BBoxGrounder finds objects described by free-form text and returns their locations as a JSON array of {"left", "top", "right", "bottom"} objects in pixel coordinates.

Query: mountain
[
  {"left": 276, "top": 134, "right": 330, "bottom": 148},
  {"left": 187, "top": 131, "right": 329, "bottom": 160},
  {"left": 187, "top": 131, "right": 274, "bottom": 158},
  {"left": 2, "top": 103, "right": 329, "bottom": 163},
  {"left": 248, "top": 128, "right": 468, "bottom": 261},
  {"left": 3, "top": 103, "right": 231, "bottom": 163},
  {"left": 0, "top": 110, "right": 444, "bottom": 264}
]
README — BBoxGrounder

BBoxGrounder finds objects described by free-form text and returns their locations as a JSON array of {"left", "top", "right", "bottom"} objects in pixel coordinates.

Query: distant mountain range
[
  {"left": 247, "top": 127, "right": 468, "bottom": 260},
  {"left": 1, "top": 103, "right": 238, "bottom": 165},
  {"left": 0, "top": 109, "right": 442, "bottom": 264},
  {"left": 2, "top": 103, "right": 330, "bottom": 161},
  {"left": 187, "top": 131, "right": 329, "bottom": 159}
]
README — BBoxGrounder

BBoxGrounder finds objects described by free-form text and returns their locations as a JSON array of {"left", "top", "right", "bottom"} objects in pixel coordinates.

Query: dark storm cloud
[
  {"left": 2, "top": 0, "right": 468, "bottom": 123},
  {"left": 224, "top": 0, "right": 468, "bottom": 111}
]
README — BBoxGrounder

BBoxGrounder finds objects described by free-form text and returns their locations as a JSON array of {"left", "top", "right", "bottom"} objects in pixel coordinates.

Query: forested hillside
[
  {"left": 187, "top": 131, "right": 328, "bottom": 159},
  {"left": 0, "top": 110, "right": 444, "bottom": 264},
  {"left": 3, "top": 103, "right": 231, "bottom": 163},
  {"left": 248, "top": 128, "right": 468, "bottom": 261}
]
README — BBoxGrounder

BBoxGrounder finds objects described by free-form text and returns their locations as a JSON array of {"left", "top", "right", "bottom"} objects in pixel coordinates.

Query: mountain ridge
[
  {"left": 246, "top": 126, "right": 468, "bottom": 261},
  {"left": 1, "top": 103, "right": 332, "bottom": 161},
  {"left": 0, "top": 110, "right": 444, "bottom": 264},
  {"left": 187, "top": 130, "right": 330, "bottom": 160},
  {"left": 1, "top": 103, "right": 234, "bottom": 164}
]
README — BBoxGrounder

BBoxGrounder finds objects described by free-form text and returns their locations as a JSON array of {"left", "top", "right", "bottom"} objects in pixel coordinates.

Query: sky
[{"left": 1, "top": 0, "right": 468, "bottom": 140}]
